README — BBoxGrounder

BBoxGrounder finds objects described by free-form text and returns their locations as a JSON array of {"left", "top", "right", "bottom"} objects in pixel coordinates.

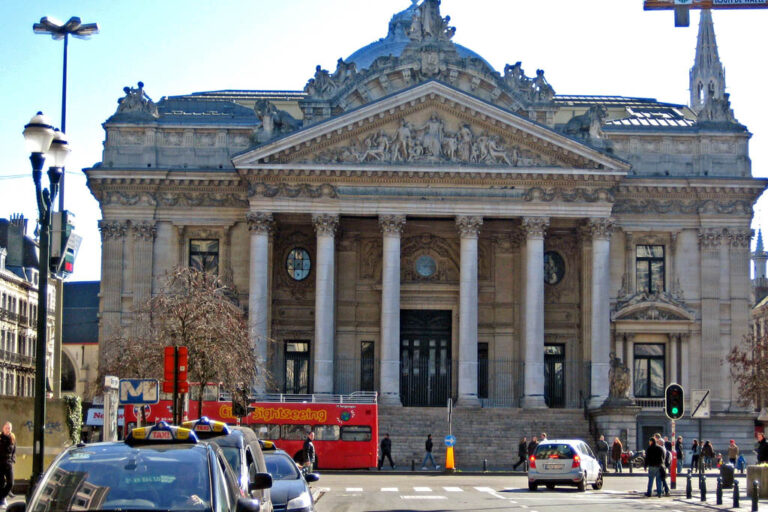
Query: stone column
[
  {"left": 698, "top": 228, "right": 722, "bottom": 406},
  {"left": 312, "top": 214, "right": 339, "bottom": 394},
  {"left": 97, "top": 220, "right": 128, "bottom": 365},
  {"left": 456, "top": 216, "right": 483, "bottom": 407},
  {"left": 379, "top": 215, "right": 405, "bottom": 406},
  {"left": 131, "top": 222, "right": 156, "bottom": 305},
  {"left": 521, "top": 217, "right": 549, "bottom": 408},
  {"left": 669, "top": 333, "right": 679, "bottom": 384},
  {"left": 624, "top": 231, "right": 634, "bottom": 295},
  {"left": 247, "top": 212, "right": 274, "bottom": 394},
  {"left": 588, "top": 218, "right": 614, "bottom": 408}
]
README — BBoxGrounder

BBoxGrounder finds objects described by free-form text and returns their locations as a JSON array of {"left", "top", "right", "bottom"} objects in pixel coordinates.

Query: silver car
[{"left": 527, "top": 439, "right": 603, "bottom": 491}]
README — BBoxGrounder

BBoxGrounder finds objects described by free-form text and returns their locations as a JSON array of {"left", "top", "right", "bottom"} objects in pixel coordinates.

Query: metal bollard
[
  {"left": 483, "top": 459, "right": 488, "bottom": 472},
  {"left": 411, "top": 459, "right": 415, "bottom": 472},
  {"left": 752, "top": 480, "right": 759, "bottom": 512},
  {"left": 629, "top": 460, "right": 633, "bottom": 474},
  {"left": 734, "top": 479, "right": 740, "bottom": 508},
  {"left": 717, "top": 477, "right": 723, "bottom": 505},
  {"left": 701, "top": 475, "right": 707, "bottom": 502},
  {"left": 687, "top": 472, "right": 693, "bottom": 499}
]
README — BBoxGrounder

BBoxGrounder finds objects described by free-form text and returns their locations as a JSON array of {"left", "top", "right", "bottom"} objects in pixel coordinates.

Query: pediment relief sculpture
[{"left": 612, "top": 285, "right": 695, "bottom": 322}]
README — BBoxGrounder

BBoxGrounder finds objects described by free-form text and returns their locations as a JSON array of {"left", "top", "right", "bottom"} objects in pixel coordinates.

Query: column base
[
  {"left": 455, "top": 395, "right": 481, "bottom": 408},
  {"left": 379, "top": 393, "right": 403, "bottom": 406},
  {"left": 521, "top": 395, "right": 547, "bottom": 409}
]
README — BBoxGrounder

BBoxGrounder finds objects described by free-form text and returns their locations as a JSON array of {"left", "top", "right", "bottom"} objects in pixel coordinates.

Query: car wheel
[
  {"left": 577, "top": 474, "right": 586, "bottom": 492},
  {"left": 592, "top": 471, "right": 603, "bottom": 490},
  {"left": 528, "top": 481, "right": 538, "bottom": 491},
  {"left": 545, "top": 483, "right": 555, "bottom": 490}
]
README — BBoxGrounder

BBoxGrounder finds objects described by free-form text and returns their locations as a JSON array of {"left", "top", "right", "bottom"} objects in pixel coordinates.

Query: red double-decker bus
[{"left": 243, "top": 392, "right": 378, "bottom": 470}]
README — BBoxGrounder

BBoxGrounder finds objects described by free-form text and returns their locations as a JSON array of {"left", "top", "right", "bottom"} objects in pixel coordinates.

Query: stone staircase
[{"left": 378, "top": 406, "right": 593, "bottom": 470}]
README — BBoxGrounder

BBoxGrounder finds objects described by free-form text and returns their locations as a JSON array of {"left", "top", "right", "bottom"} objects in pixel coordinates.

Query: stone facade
[{"left": 86, "top": 2, "right": 765, "bottom": 450}]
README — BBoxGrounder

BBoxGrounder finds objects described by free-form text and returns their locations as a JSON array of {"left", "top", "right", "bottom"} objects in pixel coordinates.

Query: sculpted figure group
[
  {"left": 116, "top": 81, "right": 159, "bottom": 117},
  {"left": 503, "top": 62, "right": 555, "bottom": 102}
]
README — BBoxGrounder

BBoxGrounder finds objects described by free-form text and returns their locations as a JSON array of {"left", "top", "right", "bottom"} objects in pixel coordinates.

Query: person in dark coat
[
  {"left": 421, "top": 434, "right": 439, "bottom": 470},
  {"left": 675, "top": 436, "right": 684, "bottom": 473},
  {"left": 513, "top": 436, "right": 527, "bottom": 471},
  {"left": 527, "top": 435, "right": 539, "bottom": 458},
  {"left": 0, "top": 422, "right": 16, "bottom": 507},
  {"left": 756, "top": 432, "right": 768, "bottom": 463},
  {"left": 690, "top": 439, "right": 701, "bottom": 473},
  {"left": 378, "top": 433, "right": 395, "bottom": 470},
  {"left": 644, "top": 437, "right": 665, "bottom": 497},
  {"left": 302, "top": 431, "right": 316, "bottom": 471},
  {"left": 596, "top": 435, "right": 609, "bottom": 472},
  {"left": 611, "top": 437, "right": 623, "bottom": 473}
]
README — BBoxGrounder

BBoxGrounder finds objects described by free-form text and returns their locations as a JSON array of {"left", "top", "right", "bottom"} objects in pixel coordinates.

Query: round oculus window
[
  {"left": 286, "top": 248, "right": 311, "bottom": 281},
  {"left": 543, "top": 251, "right": 565, "bottom": 285},
  {"left": 415, "top": 255, "right": 437, "bottom": 278}
]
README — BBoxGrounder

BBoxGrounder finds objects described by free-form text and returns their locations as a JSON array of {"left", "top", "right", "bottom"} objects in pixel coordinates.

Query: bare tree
[
  {"left": 98, "top": 267, "right": 262, "bottom": 419},
  {"left": 726, "top": 332, "right": 768, "bottom": 409}
]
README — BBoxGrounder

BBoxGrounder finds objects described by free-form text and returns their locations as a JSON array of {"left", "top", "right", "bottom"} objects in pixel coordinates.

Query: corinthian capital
[
  {"left": 131, "top": 221, "right": 157, "bottom": 241},
  {"left": 379, "top": 214, "right": 406, "bottom": 235},
  {"left": 521, "top": 217, "right": 549, "bottom": 239},
  {"left": 246, "top": 212, "right": 275, "bottom": 234},
  {"left": 698, "top": 227, "right": 723, "bottom": 249},
  {"left": 98, "top": 220, "right": 128, "bottom": 241},
  {"left": 587, "top": 218, "right": 615, "bottom": 240},
  {"left": 312, "top": 214, "right": 339, "bottom": 236},
  {"left": 456, "top": 216, "right": 483, "bottom": 238},
  {"left": 726, "top": 228, "right": 753, "bottom": 248}
]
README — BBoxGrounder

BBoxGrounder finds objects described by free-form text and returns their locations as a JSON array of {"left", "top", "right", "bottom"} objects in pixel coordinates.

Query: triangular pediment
[{"left": 233, "top": 81, "right": 630, "bottom": 173}]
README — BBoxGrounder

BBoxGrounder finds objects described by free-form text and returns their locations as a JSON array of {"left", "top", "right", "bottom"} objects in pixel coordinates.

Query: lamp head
[
  {"left": 23, "top": 112, "right": 55, "bottom": 154},
  {"left": 48, "top": 129, "right": 71, "bottom": 169}
]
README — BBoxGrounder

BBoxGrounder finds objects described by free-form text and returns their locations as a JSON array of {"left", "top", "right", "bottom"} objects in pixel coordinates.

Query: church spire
[{"left": 690, "top": 9, "right": 726, "bottom": 114}]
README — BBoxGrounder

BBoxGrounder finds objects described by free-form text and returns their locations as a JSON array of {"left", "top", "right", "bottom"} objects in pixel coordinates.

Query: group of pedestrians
[
  {"left": 0, "top": 422, "right": 16, "bottom": 507},
  {"left": 512, "top": 433, "right": 548, "bottom": 471},
  {"left": 595, "top": 435, "right": 627, "bottom": 473},
  {"left": 376, "top": 433, "right": 440, "bottom": 471}
]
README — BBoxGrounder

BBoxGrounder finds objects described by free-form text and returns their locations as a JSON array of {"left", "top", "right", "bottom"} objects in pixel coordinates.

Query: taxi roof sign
[
  {"left": 181, "top": 416, "right": 231, "bottom": 438},
  {"left": 125, "top": 421, "right": 198, "bottom": 446},
  {"left": 259, "top": 440, "right": 275, "bottom": 450}
]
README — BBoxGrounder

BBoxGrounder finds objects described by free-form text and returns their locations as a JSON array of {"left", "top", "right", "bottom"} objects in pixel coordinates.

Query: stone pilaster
[
  {"left": 698, "top": 227, "right": 722, "bottom": 406},
  {"left": 456, "top": 216, "right": 483, "bottom": 407},
  {"left": 131, "top": 221, "right": 156, "bottom": 305},
  {"left": 521, "top": 216, "right": 549, "bottom": 408},
  {"left": 728, "top": 228, "right": 753, "bottom": 409},
  {"left": 312, "top": 214, "right": 339, "bottom": 394},
  {"left": 247, "top": 212, "right": 274, "bottom": 393},
  {"left": 588, "top": 218, "right": 614, "bottom": 408},
  {"left": 98, "top": 220, "right": 128, "bottom": 363},
  {"left": 379, "top": 215, "right": 406, "bottom": 406}
]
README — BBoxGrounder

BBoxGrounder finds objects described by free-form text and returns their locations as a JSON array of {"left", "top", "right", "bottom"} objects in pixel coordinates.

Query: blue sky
[{"left": 2, "top": 0, "right": 767, "bottom": 282}]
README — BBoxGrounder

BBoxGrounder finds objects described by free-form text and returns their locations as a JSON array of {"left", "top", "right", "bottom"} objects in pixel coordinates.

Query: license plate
[{"left": 545, "top": 463, "right": 564, "bottom": 470}]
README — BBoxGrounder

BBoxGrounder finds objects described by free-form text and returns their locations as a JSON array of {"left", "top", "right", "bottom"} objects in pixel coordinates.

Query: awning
[{"left": 86, "top": 407, "right": 125, "bottom": 427}]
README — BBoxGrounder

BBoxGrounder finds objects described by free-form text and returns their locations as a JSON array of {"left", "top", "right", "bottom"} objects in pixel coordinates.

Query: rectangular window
[
  {"left": 189, "top": 239, "right": 219, "bottom": 274},
  {"left": 478, "top": 342, "right": 489, "bottom": 399},
  {"left": 252, "top": 424, "right": 281, "bottom": 439},
  {"left": 633, "top": 343, "right": 665, "bottom": 397},
  {"left": 313, "top": 425, "right": 340, "bottom": 441},
  {"left": 340, "top": 425, "right": 372, "bottom": 442},
  {"left": 285, "top": 341, "right": 310, "bottom": 394},
  {"left": 281, "top": 424, "right": 311, "bottom": 440},
  {"left": 360, "top": 341, "right": 374, "bottom": 392},
  {"left": 636, "top": 245, "right": 665, "bottom": 294}
]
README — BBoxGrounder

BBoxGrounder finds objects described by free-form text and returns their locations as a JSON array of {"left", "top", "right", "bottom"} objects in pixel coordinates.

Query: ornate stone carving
[
  {"left": 697, "top": 93, "right": 738, "bottom": 125},
  {"left": 246, "top": 212, "right": 275, "bottom": 234},
  {"left": 131, "top": 222, "right": 156, "bottom": 241},
  {"left": 563, "top": 105, "right": 609, "bottom": 141},
  {"left": 303, "top": 58, "right": 359, "bottom": 100},
  {"left": 613, "top": 199, "right": 752, "bottom": 216},
  {"left": 407, "top": 0, "right": 455, "bottom": 43},
  {"left": 253, "top": 99, "right": 301, "bottom": 142},
  {"left": 273, "top": 230, "right": 314, "bottom": 301},
  {"left": 98, "top": 220, "right": 128, "bottom": 241},
  {"left": 248, "top": 182, "right": 337, "bottom": 199},
  {"left": 523, "top": 187, "right": 614, "bottom": 203},
  {"left": 154, "top": 191, "right": 248, "bottom": 208},
  {"left": 502, "top": 63, "right": 555, "bottom": 103},
  {"left": 521, "top": 217, "right": 549, "bottom": 239},
  {"left": 698, "top": 227, "right": 723, "bottom": 249},
  {"left": 103, "top": 191, "right": 157, "bottom": 207},
  {"left": 456, "top": 216, "right": 482, "bottom": 238},
  {"left": 312, "top": 214, "right": 339, "bottom": 236},
  {"left": 359, "top": 238, "right": 382, "bottom": 280},
  {"left": 586, "top": 218, "right": 615, "bottom": 240},
  {"left": 726, "top": 228, "right": 753, "bottom": 248},
  {"left": 401, "top": 233, "right": 459, "bottom": 282},
  {"left": 613, "top": 288, "right": 694, "bottom": 321},
  {"left": 379, "top": 215, "right": 406, "bottom": 235},
  {"left": 115, "top": 82, "right": 159, "bottom": 118},
  {"left": 608, "top": 352, "right": 631, "bottom": 401}
]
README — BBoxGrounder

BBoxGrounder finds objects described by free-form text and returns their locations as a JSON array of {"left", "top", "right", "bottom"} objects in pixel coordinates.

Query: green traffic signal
[{"left": 665, "top": 383, "right": 684, "bottom": 420}]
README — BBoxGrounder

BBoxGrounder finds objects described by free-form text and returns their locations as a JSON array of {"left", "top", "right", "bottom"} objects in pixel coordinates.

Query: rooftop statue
[
  {"left": 563, "top": 105, "right": 608, "bottom": 141},
  {"left": 407, "top": 0, "right": 455, "bottom": 42},
  {"left": 116, "top": 81, "right": 159, "bottom": 118},
  {"left": 253, "top": 99, "right": 301, "bottom": 142}
]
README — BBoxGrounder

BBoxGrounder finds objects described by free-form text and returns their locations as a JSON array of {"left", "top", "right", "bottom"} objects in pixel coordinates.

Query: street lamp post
[
  {"left": 23, "top": 112, "right": 70, "bottom": 487},
  {"left": 33, "top": 16, "right": 99, "bottom": 211}
]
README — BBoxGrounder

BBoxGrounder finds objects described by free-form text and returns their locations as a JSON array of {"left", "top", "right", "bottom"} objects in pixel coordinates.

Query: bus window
[
  {"left": 251, "top": 424, "right": 281, "bottom": 439},
  {"left": 282, "top": 424, "right": 311, "bottom": 440},
  {"left": 313, "top": 425, "right": 340, "bottom": 441},
  {"left": 341, "top": 425, "right": 371, "bottom": 441}
]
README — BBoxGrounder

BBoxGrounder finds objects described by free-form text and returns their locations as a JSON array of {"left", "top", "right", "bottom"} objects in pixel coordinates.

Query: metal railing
[
  {"left": 255, "top": 391, "right": 378, "bottom": 404},
  {"left": 0, "top": 349, "right": 35, "bottom": 367}
]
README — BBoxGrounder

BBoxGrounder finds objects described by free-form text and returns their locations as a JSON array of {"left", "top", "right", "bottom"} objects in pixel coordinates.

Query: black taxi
[{"left": 10, "top": 422, "right": 263, "bottom": 512}]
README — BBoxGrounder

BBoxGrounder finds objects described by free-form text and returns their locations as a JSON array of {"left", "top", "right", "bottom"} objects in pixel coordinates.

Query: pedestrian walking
[
  {"left": 756, "top": 432, "right": 768, "bottom": 463},
  {"left": 527, "top": 435, "right": 539, "bottom": 458},
  {"left": 596, "top": 435, "right": 609, "bottom": 473},
  {"left": 378, "top": 433, "right": 395, "bottom": 470},
  {"left": 513, "top": 436, "right": 527, "bottom": 471},
  {"left": 727, "top": 439, "right": 739, "bottom": 466},
  {"left": 701, "top": 440, "right": 715, "bottom": 470},
  {"left": 302, "top": 431, "right": 316, "bottom": 471},
  {"left": 644, "top": 437, "right": 665, "bottom": 498},
  {"left": 659, "top": 438, "right": 671, "bottom": 496},
  {"left": 611, "top": 437, "right": 623, "bottom": 473},
  {"left": 421, "top": 434, "right": 439, "bottom": 470},
  {"left": 675, "top": 436, "right": 684, "bottom": 473},
  {"left": 690, "top": 439, "right": 700, "bottom": 473},
  {"left": 0, "top": 422, "right": 16, "bottom": 508}
]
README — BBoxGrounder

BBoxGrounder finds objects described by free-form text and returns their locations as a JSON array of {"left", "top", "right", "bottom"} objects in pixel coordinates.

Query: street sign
[
  {"left": 444, "top": 435, "right": 456, "bottom": 447},
  {"left": 690, "top": 389, "right": 711, "bottom": 418},
  {"left": 645, "top": 0, "right": 768, "bottom": 9},
  {"left": 119, "top": 379, "right": 160, "bottom": 405}
]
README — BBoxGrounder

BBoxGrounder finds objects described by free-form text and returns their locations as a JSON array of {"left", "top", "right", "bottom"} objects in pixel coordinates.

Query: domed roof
[{"left": 345, "top": 1, "right": 493, "bottom": 72}]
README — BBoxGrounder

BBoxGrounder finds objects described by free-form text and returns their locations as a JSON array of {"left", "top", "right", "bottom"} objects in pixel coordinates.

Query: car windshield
[
  {"left": 220, "top": 446, "right": 241, "bottom": 474},
  {"left": 264, "top": 452, "right": 300, "bottom": 481},
  {"left": 30, "top": 443, "right": 212, "bottom": 511},
  {"left": 535, "top": 443, "right": 575, "bottom": 459}
]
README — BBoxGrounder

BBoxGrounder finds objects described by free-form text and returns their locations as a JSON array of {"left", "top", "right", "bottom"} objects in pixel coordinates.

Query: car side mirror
[
  {"left": 304, "top": 472, "right": 320, "bottom": 483},
  {"left": 236, "top": 497, "right": 261, "bottom": 512},
  {"left": 249, "top": 472, "right": 273, "bottom": 491}
]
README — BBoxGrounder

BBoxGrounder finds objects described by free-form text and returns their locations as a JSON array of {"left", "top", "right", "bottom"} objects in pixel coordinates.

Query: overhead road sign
[{"left": 119, "top": 378, "right": 160, "bottom": 405}]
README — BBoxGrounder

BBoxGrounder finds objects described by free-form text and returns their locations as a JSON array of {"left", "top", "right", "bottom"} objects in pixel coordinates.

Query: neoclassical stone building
[{"left": 87, "top": 2, "right": 765, "bottom": 447}]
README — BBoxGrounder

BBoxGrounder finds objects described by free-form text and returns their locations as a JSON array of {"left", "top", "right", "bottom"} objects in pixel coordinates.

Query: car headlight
[{"left": 286, "top": 490, "right": 311, "bottom": 510}]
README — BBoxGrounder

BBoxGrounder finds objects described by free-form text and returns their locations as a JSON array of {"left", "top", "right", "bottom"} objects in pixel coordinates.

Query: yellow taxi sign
[
  {"left": 126, "top": 421, "right": 198, "bottom": 445},
  {"left": 259, "top": 440, "right": 275, "bottom": 450},
  {"left": 181, "top": 416, "right": 230, "bottom": 438}
]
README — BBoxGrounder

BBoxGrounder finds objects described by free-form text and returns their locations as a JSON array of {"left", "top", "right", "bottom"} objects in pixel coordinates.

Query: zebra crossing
[{"left": 331, "top": 485, "right": 628, "bottom": 501}]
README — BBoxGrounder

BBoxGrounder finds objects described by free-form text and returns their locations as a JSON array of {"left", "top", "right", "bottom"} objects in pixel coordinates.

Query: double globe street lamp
[{"left": 22, "top": 112, "right": 71, "bottom": 485}]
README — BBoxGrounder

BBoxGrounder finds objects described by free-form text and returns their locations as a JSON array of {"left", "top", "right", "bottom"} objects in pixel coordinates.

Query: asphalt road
[{"left": 312, "top": 472, "right": 766, "bottom": 512}]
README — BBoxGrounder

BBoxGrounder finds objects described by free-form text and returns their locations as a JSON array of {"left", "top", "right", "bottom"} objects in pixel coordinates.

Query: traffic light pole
[
  {"left": 671, "top": 420, "right": 677, "bottom": 489},
  {"left": 172, "top": 346, "right": 179, "bottom": 425}
]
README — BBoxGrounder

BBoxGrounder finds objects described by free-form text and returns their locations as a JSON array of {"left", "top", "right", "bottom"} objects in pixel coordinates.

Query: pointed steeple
[
  {"left": 690, "top": 9, "right": 726, "bottom": 114},
  {"left": 758, "top": 229, "right": 765, "bottom": 254}
]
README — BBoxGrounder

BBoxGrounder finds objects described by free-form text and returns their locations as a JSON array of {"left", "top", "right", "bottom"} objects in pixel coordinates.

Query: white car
[{"left": 527, "top": 439, "right": 603, "bottom": 491}]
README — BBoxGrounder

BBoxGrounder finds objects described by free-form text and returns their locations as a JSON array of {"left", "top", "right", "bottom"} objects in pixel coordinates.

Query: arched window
[{"left": 61, "top": 352, "right": 77, "bottom": 392}]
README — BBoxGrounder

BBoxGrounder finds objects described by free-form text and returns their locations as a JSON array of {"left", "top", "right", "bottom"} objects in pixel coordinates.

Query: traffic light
[
  {"left": 665, "top": 383, "right": 684, "bottom": 420},
  {"left": 50, "top": 211, "right": 81, "bottom": 278}
]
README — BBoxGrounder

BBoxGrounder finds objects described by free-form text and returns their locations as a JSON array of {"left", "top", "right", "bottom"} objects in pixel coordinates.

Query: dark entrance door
[
  {"left": 544, "top": 344, "right": 565, "bottom": 408},
  {"left": 400, "top": 310, "right": 451, "bottom": 406},
  {"left": 284, "top": 341, "right": 310, "bottom": 394}
]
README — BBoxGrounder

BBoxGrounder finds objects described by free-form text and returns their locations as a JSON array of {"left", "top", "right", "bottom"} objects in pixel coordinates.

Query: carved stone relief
[
  {"left": 359, "top": 238, "right": 382, "bottom": 281},
  {"left": 246, "top": 212, "right": 275, "bottom": 235},
  {"left": 98, "top": 220, "right": 129, "bottom": 241},
  {"left": 131, "top": 222, "right": 157, "bottom": 241},
  {"left": 100, "top": 190, "right": 247, "bottom": 208},
  {"left": 544, "top": 233, "right": 579, "bottom": 304},
  {"left": 401, "top": 233, "right": 459, "bottom": 282},
  {"left": 613, "top": 198, "right": 753, "bottom": 216},
  {"left": 248, "top": 182, "right": 337, "bottom": 199},
  {"left": 273, "top": 229, "right": 315, "bottom": 300}
]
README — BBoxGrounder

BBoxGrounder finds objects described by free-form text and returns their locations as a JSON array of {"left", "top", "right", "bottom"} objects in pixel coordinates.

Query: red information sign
[{"left": 163, "top": 346, "right": 189, "bottom": 394}]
